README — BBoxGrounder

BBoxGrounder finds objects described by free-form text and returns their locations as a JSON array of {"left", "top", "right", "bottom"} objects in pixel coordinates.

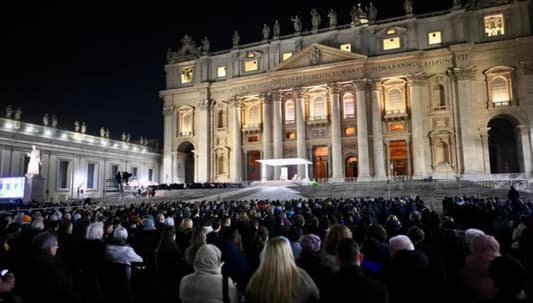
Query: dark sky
[{"left": 0, "top": 0, "right": 452, "bottom": 144}]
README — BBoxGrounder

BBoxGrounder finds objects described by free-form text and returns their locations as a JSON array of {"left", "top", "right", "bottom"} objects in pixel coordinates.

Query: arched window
[
  {"left": 217, "top": 109, "right": 224, "bottom": 128},
  {"left": 285, "top": 100, "right": 295, "bottom": 122},
  {"left": 248, "top": 105, "right": 259, "bottom": 124},
  {"left": 491, "top": 77, "right": 510, "bottom": 103},
  {"left": 343, "top": 93, "right": 355, "bottom": 118},
  {"left": 386, "top": 88, "right": 404, "bottom": 114},
  {"left": 312, "top": 96, "right": 326, "bottom": 119},
  {"left": 182, "top": 113, "right": 192, "bottom": 134}
]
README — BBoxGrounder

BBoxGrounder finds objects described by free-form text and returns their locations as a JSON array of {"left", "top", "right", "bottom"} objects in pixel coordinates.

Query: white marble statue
[
  {"left": 273, "top": 20, "right": 280, "bottom": 39},
  {"left": 121, "top": 131, "right": 126, "bottom": 141},
  {"left": 14, "top": 107, "right": 22, "bottom": 120},
  {"left": 42, "top": 113, "right": 49, "bottom": 126},
  {"left": 262, "top": 24, "right": 270, "bottom": 40},
  {"left": 105, "top": 128, "right": 110, "bottom": 138},
  {"left": 5, "top": 105, "right": 13, "bottom": 119},
  {"left": 100, "top": 127, "right": 105, "bottom": 137},
  {"left": 74, "top": 120, "right": 80, "bottom": 132},
  {"left": 81, "top": 121, "right": 87, "bottom": 134},
  {"left": 310, "top": 8, "right": 321, "bottom": 31},
  {"left": 27, "top": 145, "right": 41, "bottom": 175},
  {"left": 232, "top": 30, "right": 240, "bottom": 47},
  {"left": 51, "top": 114, "right": 58, "bottom": 127},
  {"left": 404, "top": 0, "right": 413, "bottom": 15},
  {"left": 328, "top": 9, "right": 338, "bottom": 28},
  {"left": 291, "top": 15, "right": 302, "bottom": 33}
]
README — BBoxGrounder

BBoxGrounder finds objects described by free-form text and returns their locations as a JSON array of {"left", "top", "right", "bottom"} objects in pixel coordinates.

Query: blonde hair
[
  {"left": 323, "top": 224, "right": 352, "bottom": 255},
  {"left": 246, "top": 237, "right": 303, "bottom": 303},
  {"left": 179, "top": 217, "right": 193, "bottom": 231}
]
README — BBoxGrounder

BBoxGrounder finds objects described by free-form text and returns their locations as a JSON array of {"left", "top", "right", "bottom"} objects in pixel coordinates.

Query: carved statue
[
  {"left": 74, "top": 120, "right": 80, "bottom": 132},
  {"left": 273, "top": 20, "right": 280, "bottom": 39},
  {"left": 14, "top": 107, "right": 22, "bottom": 120},
  {"left": 126, "top": 133, "right": 131, "bottom": 142},
  {"left": 291, "top": 15, "right": 302, "bottom": 34},
  {"left": 328, "top": 9, "right": 338, "bottom": 28},
  {"left": 232, "top": 30, "right": 240, "bottom": 47},
  {"left": 404, "top": 0, "right": 414, "bottom": 15},
  {"left": 139, "top": 137, "right": 144, "bottom": 145},
  {"left": 357, "top": 3, "right": 367, "bottom": 20},
  {"left": 201, "top": 36, "right": 210, "bottom": 54},
  {"left": 453, "top": 0, "right": 462, "bottom": 7},
  {"left": 166, "top": 48, "right": 177, "bottom": 64},
  {"left": 51, "top": 114, "right": 58, "bottom": 127},
  {"left": 26, "top": 145, "right": 41, "bottom": 175},
  {"left": 310, "top": 8, "right": 321, "bottom": 31},
  {"left": 5, "top": 105, "right": 13, "bottom": 118},
  {"left": 105, "top": 128, "right": 110, "bottom": 138},
  {"left": 367, "top": 2, "right": 378, "bottom": 22},
  {"left": 309, "top": 47, "right": 321, "bottom": 65},
  {"left": 121, "top": 131, "right": 126, "bottom": 141},
  {"left": 81, "top": 121, "right": 86, "bottom": 134},
  {"left": 100, "top": 127, "right": 105, "bottom": 137},
  {"left": 175, "top": 34, "right": 200, "bottom": 61},
  {"left": 262, "top": 24, "right": 270, "bottom": 40},
  {"left": 350, "top": 5, "right": 359, "bottom": 24},
  {"left": 42, "top": 113, "right": 49, "bottom": 126}
]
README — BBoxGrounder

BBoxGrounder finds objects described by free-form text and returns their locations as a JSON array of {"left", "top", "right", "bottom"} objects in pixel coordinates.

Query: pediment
[{"left": 273, "top": 43, "right": 367, "bottom": 72}]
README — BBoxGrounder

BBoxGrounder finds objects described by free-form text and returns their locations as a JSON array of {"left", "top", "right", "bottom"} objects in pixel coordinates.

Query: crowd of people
[{"left": 0, "top": 192, "right": 531, "bottom": 302}]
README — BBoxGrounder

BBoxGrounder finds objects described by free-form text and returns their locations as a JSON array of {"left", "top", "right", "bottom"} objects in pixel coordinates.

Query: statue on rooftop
[
  {"left": 42, "top": 113, "right": 49, "bottom": 126},
  {"left": 368, "top": 2, "right": 378, "bottom": 22},
  {"left": 232, "top": 30, "right": 240, "bottom": 47},
  {"left": 74, "top": 120, "right": 80, "bottom": 132},
  {"left": 310, "top": 8, "right": 321, "bottom": 32},
  {"left": 105, "top": 128, "right": 110, "bottom": 138},
  {"left": 81, "top": 121, "right": 86, "bottom": 134},
  {"left": 51, "top": 114, "right": 58, "bottom": 128},
  {"left": 350, "top": 5, "right": 359, "bottom": 25},
  {"left": 5, "top": 105, "right": 13, "bottom": 119},
  {"left": 262, "top": 24, "right": 270, "bottom": 40},
  {"left": 26, "top": 145, "right": 41, "bottom": 176},
  {"left": 201, "top": 36, "right": 210, "bottom": 54},
  {"left": 328, "top": 9, "right": 337, "bottom": 28},
  {"left": 273, "top": 20, "right": 280, "bottom": 39},
  {"left": 404, "top": 0, "right": 414, "bottom": 15},
  {"left": 121, "top": 131, "right": 126, "bottom": 141},
  {"left": 14, "top": 108, "right": 22, "bottom": 120},
  {"left": 291, "top": 15, "right": 302, "bottom": 34},
  {"left": 175, "top": 34, "right": 200, "bottom": 62},
  {"left": 100, "top": 127, "right": 105, "bottom": 137}
]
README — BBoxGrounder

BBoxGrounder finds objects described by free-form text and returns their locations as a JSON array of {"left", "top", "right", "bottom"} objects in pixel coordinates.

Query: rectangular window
[
  {"left": 181, "top": 67, "right": 194, "bottom": 83},
  {"left": 87, "top": 163, "right": 96, "bottom": 189},
  {"left": 57, "top": 160, "right": 70, "bottom": 189},
  {"left": 132, "top": 167, "right": 138, "bottom": 177},
  {"left": 287, "top": 131, "right": 296, "bottom": 140},
  {"left": 244, "top": 60, "right": 258, "bottom": 72},
  {"left": 148, "top": 168, "right": 153, "bottom": 182},
  {"left": 217, "top": 66, "right": 227, "bottom": 78},
  {"left": 282, "top": 52, "right": 293, "bottom": 61},
  {"left": 340, "top": 43, "right": 351, "bottom": 52},
  {"left": 248, "top": 136, "right": 259, "bottom": 142},
  {"left": 428, "top": 31, "right": 442, "bottom": 45},
  {"left": 344, "top": 127, "right": 356, "bottom": 136},
  {"left": 484, "top": 14, "right": 504, "bottom": 37},
  {"left": 111, "top": 165, "right": 119, "bottom": 188},
  {"left": 383, "top": 37, "right": 400, "bottom": 50}
]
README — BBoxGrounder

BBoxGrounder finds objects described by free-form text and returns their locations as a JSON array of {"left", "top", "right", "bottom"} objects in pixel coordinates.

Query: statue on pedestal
[
  {"left": 126, "top": 133, "right": 131, "bottom": 142},
  {"left": 262, "top": 24, "right": 270, "bottom": 40},
  {"left": 121, "top": 131, "right": 126, "bottom": 141},
  {"left": 5, "top": 105, "right": 13, "bottom": 119},
  {"left": 291, "top": 15, "right": 302, "bottom": 34},
  {"left": 273, "top": 20, "right": 280, "bottom": 39},
  {"left": 350, "top": 5, "right": 359, "bottom": 25},
  {"left": 42, "top": 113, "right": 49, "bottom": 126},
  {"left": 100, "top": 127, "right": 105, "bottom": 137},
  {"left": 74, "top": 120, "right": 80, "bottom": 132},
  {"left": 201, "top": 37, "right": 210, "bottom": 54},
  {"left": 404, "top": 0, "right": 414, "bottom": 15},
  {"left": 81, "top": 121, "right": 86, "bottom": 134},
  {"left": 51, "top": 114, "right": 58, "bottom": 128},
  {"left": 232, "top": 30, "right": 240, "bottom": 47},
  {"left": 310, "top": 8, "right": 321, "bottom": 31},
  {"left": 105, "top": 128, "right": 110, "bottom": 138},
  {"left": 328, "top": 9, "right": 338, "bottom": 28},
  {"left": 14, "top": 108, "right": 22, "bottom": 120},
  {"left": 27, "top": 145, "right": 41, "bottom": 176},
  {"left": 368, "top": 2, "right": 378, "bottom": 22}
]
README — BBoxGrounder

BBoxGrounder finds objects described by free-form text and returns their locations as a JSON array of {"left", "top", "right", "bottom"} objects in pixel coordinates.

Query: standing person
[
  {"left": 115, "top": 170, "right": 122, "bottom": 191},
  {"left": 508, "top": 185, "right": 520, "bottom": 203},
  {"left": 246, "top": 237, "right": 319, "bottom": 303},
  {"left": 26, "top": 145, "right": 41, "bottom": 175}
]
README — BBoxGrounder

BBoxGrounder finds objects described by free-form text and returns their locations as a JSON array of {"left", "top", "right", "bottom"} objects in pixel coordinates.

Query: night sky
[{"left": 0, "top": 0, "right": 452, "bottom": 144}]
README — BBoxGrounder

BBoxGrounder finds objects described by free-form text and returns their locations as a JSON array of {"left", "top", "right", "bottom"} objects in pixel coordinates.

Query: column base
[
  {"left": 356, "top": 175, "right": 373, "bottom": 182},
  {"left": 328, "top": 177, "right": 345, "bottom": 183}
]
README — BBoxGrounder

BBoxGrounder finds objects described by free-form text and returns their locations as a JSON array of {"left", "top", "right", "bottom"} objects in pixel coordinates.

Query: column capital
[
  {"left": 196, "top": 99, "right": 213, "bottom": 111},
  {"left": 328, "top": 82, "right": 340, "bottom": 95},
  {"left": 369, "top": 79, "right": 383, "bottom": 91},
  {"left": 406, "top": 72, "right": 429, "bottom": 86},
  {"left": 260, "top": 92, "right": 273, "bottom": 104},
  {"left": 271, "top": 91, "right": 282, "bottom": 101},
  {"left": 229, "top": 96, "right": 242, "bottom": 107},
  {"left": 162, "top": 104, "right": 175, "bottom": 116},
  {"left": 516, "top": 124, "right": 530, "bottom": 134},
  {"left": 294, "top": 87, "right": 303, "bottom": 98},
  {"left": 447, "top": 66, "right": 476, "bottom": 81},
  {"left": 479, "top": 127, "right": 491, "bottom": 137},
  {"left": 353, "top": 79, "right": 368, "bottom": 91}
]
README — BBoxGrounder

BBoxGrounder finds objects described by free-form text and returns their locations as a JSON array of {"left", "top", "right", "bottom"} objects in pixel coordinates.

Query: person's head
[
  {"left": 469, "top": 234, "right": 500, "bottom": 258},
  {"left": 366, "top": 224, "right": 387, "bottom": 243},
  {"left": 292, "top": 214, "right": 305, "bottom": 228},
  {"left": 336, "top": 238, "right": 362, "bottom": 267},
  {"left": 190, "top": 226, "right": 207, "bottom": 248},
  {"left": 32, "top": 231, "right": 59, "bottom": 260},
  {"left": 464, "top": 228, "right": 485, "bottom": 246},
  {"left": 112, "top": 226, "right": 129, "bottom": 243},
  {"left": 489, "top": 255, "right": 527, "bottom": 297},
  {"left": 388, "top": 234, "right": 415, "bottom": 257},
  {"left": 407, "top": 225, "right": 425, "bottom": 246},
  {"left": 323, "top": 224, "right": 352, "bottom": 255},
  {"left": 179, "top": 217, "right": 193, "bottom": 231},
  {"left": 193, "top": 244, "right": 223, "bottom": 274},
  {"left": 301, "top": 233, "right": 321, "bottom": 255},
  {"left": 85, "top": 221, "right": 104, "bottom": 240}
]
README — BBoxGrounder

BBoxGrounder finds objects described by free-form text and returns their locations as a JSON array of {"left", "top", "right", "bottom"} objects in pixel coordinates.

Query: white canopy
[{"left": 256, "top": 157, "right": 312, "bottom": 166}]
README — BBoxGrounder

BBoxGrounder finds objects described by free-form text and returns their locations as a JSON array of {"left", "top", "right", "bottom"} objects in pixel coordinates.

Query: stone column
[
  {"left": 448, "top": 66, "right": 480, "bottom": 175},
  {"left": 384, "top": 141, "right": 391, "bottom": 176},
  {"left": 407, "top": 74, "right": 428, "bottom": 178},
  {"left": 162, "top": 104, "right": 175, "bottom": 184},
  {"left": 196, "top": 99, "right": 212, "bottom": 182},
  {"left": 295, "top": 88, "right": 307, "bottom": 177},
  {"left": 406, "top": 138, "right": 412, "bottom": 176},
  {"left": 355, "top": 80, "right": 370, "bottom": 179},
  {"left": 517, "top": 125, "right": 532, "bottom": 176},
  {"left": 370, "top": 80, "right": 386, "bottom": 179},
  {"left": 329, "top": 83, "right": 344, "bottom": 182},
  {"left": 230, "top": 97, "right": 243, "bottom": 182},
  {"left": 262, "top": 93, "right": 273, "bottom": 180},
  {"left": 479, "top": 127, "right": 491, "bottom": 174},
  {"left": 272, "top": 92, "right": 283, "bottom": 180}
]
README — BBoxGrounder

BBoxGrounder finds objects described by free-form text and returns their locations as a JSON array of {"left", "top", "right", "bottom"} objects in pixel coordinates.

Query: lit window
[
  {"left": 484, "top": 14, "right": 505, "bottom": 37},
  {"left": 282, "top": 52, "right": 293, "bottom": 61},
  {"left": 247, "top": 51, "right": 255, "bottom": 58},
  {"left": 340, "top": 43, "right": 351, "bottom": 52},
  {"left": 244, "top": 60, "right": 258, "bottom": 72},
  {"left": 345, "top": 127, "right": 356, "bottom": 135},
  {"left": 248, "top": 135, "right": 259, "bottom": 142},
  {"left": 428, "top": 31, "right": 442, "bottom": 45},
  {"left": 217, "top": 66, "right": 227, "bottom": 78},
  {"left": 287, "top": 131, "right": 296, "bottom": 140},
  {"left": 389, "top": 123, "right": 405, "bottom": 131},
  {"left": 248, "top": 105, "right": 259, "bottom": 124},
  {"left": 343, "top": 93, "right": 355, "bottom": 118},
  {"left": 386, "top": 88, "right": 405, "bottom": 114},
  {"left": 491, "top": 77, "right": 510, "bottom": 104},
  {"left": 386, "top": 28, "right": 396, "bottom": 35},
  {"left": 285, "top": 100, "right": 295, "bottom": 123},
  {"left": 181, "top": 67, "right": 193, "bottom": 83},
  {"left": 383, "top": 37, "right": 400, "bottom": 50}
]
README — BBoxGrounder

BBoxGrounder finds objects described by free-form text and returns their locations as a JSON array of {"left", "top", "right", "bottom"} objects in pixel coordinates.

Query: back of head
[
  {"left": 112, "top": 226, "right": 129, "bottom": 243},
  {"left": 366, "top": 224, "right": 387, "bottom": 243},
  {"left": 193, "top": 244, "right": 222, "bottom": 274},
  {"left": 407, "top": 225, "right": 425, "bottom": 245},
  {"left": 389, "top": 234, "right": 415, "bottom": 257},
  {"left": 32, "top": 231, "right": 58, "bottom": 260},
  {"left": 362, "top": 238, "right": 385, "bottom": 262},
  {"left": 336, "top": 238, "right": 360, "bottom": 266},
  {"left": 85, "top": 221, "right": 104, "bottom": 240},
  {"left": 489, "top": 255, "right": 527, "bottom": 297},
  {"left": 469, "top": 234, "right": 500, "bottom": 258},
  {"left": 324, "top": 224, "right": 352, "bottom": 255},
  {"left": 464, "top": 228, "right": 485, "bottom": 246},
  {"left": 301, "top": 233, "right": 321, "bottom": 254}
]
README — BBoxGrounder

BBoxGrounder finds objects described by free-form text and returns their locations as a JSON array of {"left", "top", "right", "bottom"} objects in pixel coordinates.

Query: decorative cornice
[
  {"left": 228, "top": 96, "right": 241, "bottom": 107},
  {"left": 294, "top": 87, "right": 303, "bottom": 98},
  {"left": 406, "top": 72, "right": 428, "bottom": 86},
  {"left": 260, "top": 92, "right": 273, "bottom": 104}
]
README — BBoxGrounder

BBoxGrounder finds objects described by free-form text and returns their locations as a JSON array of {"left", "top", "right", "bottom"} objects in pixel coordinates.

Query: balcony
[
  {"left": 243, "top": 122, "right": 262, "bottom": 133},
  {"left": 307, "top": 115, "right": 328, "bottom": 126}
]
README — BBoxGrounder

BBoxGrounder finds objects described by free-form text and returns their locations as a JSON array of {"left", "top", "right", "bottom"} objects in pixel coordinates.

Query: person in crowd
[
  {"left": 180, "top": 244, "right": 239, "bottom": 303},
  {"left": 185, "top": 227, "right": 207, "bottom": 265},
  {"left": 321, "top": 224, "right": 352, "bottom": 272},
  {"left": 155, "top": 226, "right": 189, "bottom": 302},
  {"left": 246, "top": 225, "right": 269, "bottom": 273},
  {"left": 221, "top": 227, "right": 250, "bottom": 293},
  {"left": 246, "top": 237, "right": 319, "bottom": 303},
  {"left": 488, "top": 254, "right": 529, "bottom": 302},
  {"left": 297, "top": 233, "right": 332, "bottom": 299},
  {"left": 104, "top": 226, "right": 143, "bottom": 279}
]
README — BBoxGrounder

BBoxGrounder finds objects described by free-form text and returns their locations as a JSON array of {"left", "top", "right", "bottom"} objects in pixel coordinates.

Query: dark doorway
[
  {"left": 177, "top": 142, "right": 195, "bottom": 183},
  {"left": 247, "top": 150, "right": 261, "bottom": 181},
  {"left": 488, "top": 117, "right": 520, "bottom": 173},
  {"left": 345, "top": 156, "right": 358, "bottom": 178},
  {"left": 390, "top": 140, "right": 408, "bottom": 176}
]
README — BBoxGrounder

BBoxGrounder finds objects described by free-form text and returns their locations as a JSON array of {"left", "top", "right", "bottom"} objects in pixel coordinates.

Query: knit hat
[{"left": 301, "top": 234, "right": 321, "bottom": 254}]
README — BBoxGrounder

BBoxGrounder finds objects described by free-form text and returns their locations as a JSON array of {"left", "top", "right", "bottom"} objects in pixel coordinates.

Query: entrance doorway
[
  {"left": 488, "top": 117, "right": 520, "bottom": 173},
  {"left": 177, "top": 142, "right": 195, "bottom": 183},
  {"left": 345, "top": 156, "right": 358, "bottom": 178},
  {"left": 247, "top": 150, "right": 261, "bottom": 181},
  {"left": 390, "top": 140, "right": 408, "bottom": 176},
  {"left": 314, "top": 146, "right": 329, "bottom": 180}
]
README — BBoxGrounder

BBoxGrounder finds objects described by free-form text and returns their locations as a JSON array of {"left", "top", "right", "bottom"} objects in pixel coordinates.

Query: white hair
[{"left": 389, "top": 234, "right": 415, "bottom": 257}]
